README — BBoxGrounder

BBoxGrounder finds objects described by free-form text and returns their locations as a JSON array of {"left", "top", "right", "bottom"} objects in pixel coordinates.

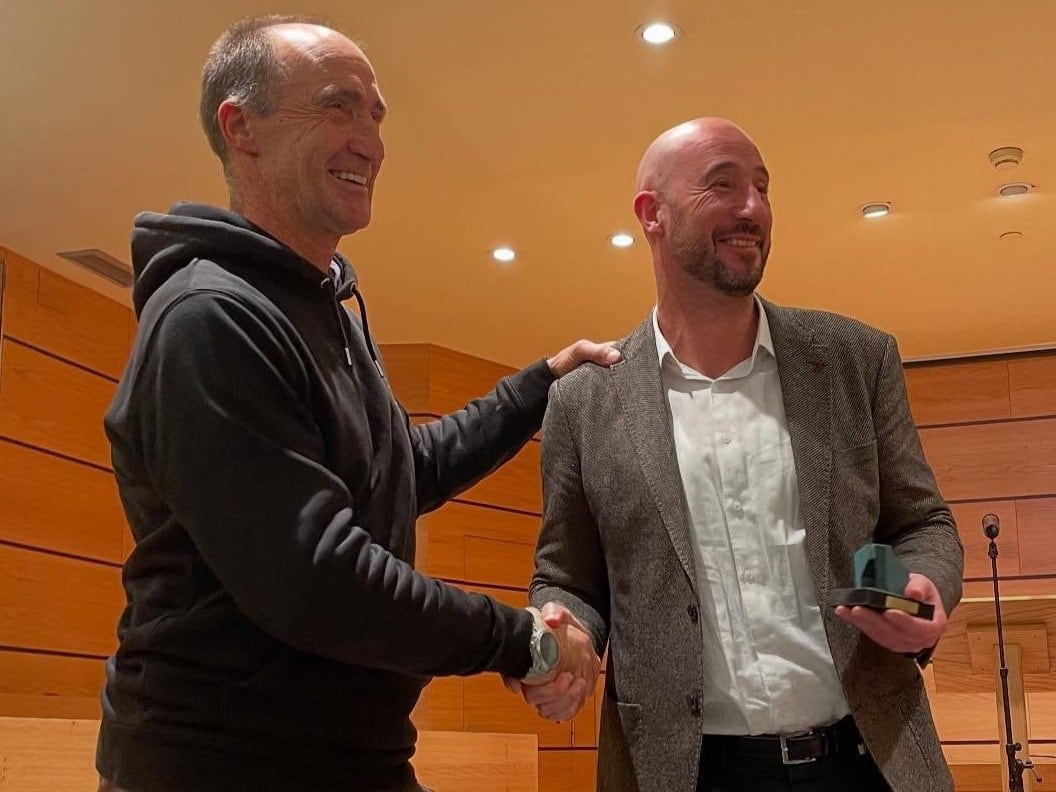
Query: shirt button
[
  {"left": 687, "top": 604, "right": 699, "bottom": 624},
  {"left": 730, "top": 501, "right": 742, "bottom": 513},
  {"left": 720, "top": 435, "right": 732, "bottom": 445}
]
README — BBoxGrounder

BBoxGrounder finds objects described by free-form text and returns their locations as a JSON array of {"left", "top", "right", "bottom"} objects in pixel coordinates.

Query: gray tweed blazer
[{"left": 530, "top": 299, "right": 963, "bottom": 792}]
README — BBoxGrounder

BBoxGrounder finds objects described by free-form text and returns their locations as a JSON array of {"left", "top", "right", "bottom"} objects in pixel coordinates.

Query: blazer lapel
[
  {"left": 611, "top": 317, "right": 698, "bottom": 590},
  {"left": 764, "top": 299, "right": 833, "bottom": 600}
]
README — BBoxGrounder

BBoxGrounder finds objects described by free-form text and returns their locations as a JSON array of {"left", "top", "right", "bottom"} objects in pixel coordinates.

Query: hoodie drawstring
[{"left": 321, "top": 278, "right": 384, "bottom": 378}]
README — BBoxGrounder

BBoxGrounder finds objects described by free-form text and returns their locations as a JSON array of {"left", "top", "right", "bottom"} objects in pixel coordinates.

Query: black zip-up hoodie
[{"left": 98, "top": 203, "right": 549, "bottom": 791}]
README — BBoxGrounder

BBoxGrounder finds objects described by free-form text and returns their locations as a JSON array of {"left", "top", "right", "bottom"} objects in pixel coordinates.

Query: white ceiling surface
[{"left": 2, "top": 1, "right": 1054, "bottom": 367}]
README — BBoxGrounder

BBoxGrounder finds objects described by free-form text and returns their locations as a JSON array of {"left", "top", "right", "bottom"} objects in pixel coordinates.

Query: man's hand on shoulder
[{"left": 547, "top": 340, "right": 621, "bottom": 378}]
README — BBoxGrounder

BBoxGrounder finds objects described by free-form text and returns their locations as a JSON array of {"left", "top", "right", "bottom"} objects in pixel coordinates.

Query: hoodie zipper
[{"left": 321, "top": 277, "right": 384, "bottom": 378}]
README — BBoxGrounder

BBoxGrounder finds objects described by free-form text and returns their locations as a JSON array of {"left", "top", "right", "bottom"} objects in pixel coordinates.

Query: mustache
[{"left": 718, "top": 222, "right": 767, "bottom": 238}]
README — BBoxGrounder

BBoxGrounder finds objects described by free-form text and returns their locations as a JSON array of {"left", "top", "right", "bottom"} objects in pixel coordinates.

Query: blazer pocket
[{"left": 616, "top": 700, "right": 643, "bottom": 743}]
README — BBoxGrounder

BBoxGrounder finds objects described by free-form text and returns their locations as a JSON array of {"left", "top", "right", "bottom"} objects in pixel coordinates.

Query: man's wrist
[{"left": 522, "top": 606, "right": 559, "bottom": 685}]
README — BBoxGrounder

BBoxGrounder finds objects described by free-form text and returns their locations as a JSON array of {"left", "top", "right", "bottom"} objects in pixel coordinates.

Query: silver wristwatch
[{"left": 522, "top": 606, "right": 560, "bottom": 685}]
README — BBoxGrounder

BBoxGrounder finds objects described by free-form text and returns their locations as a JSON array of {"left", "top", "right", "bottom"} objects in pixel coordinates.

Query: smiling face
[
  {"left": 233, "top": 24, "right": 387, "bottom": 257},
  {"left": 636, "top": 119, "right": 773, "bottom": 297}
]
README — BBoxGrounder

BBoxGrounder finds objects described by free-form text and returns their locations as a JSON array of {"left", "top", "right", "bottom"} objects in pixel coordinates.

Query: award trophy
[{"left": 830, "top": 544, "right": 934, "bottom": 620}]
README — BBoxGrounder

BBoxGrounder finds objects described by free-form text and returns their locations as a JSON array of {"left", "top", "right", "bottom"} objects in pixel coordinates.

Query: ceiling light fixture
[
  {"left": 988, "top": 147, "right": 1024, "bottom": 171},
  {"left": 998, "top": 182, "right": 1034, "bottom": 197},
  {"left": 860, "top": 202, "right": 891, "bottom": 219},
  {"left": 638, "top": 22, "right": 677, "bottom": 45},
  {"left": 491, "top": 246, "right": 516, "bottom": 263},
  {"left": 610, "top": 232, "right": 635, "bottom": 248},
  {"left": 999, "top": 231, "right": 1024, "bottom": 242}
]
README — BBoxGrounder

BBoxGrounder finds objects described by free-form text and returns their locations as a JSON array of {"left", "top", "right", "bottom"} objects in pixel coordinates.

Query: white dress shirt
[{"left": 653, "top": 300, "right": 849, "bottom": 735}]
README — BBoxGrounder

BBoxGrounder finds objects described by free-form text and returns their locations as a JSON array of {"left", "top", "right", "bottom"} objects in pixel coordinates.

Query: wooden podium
[{"left": 932, "top": 598, "right": 1056, "bottom": 792}]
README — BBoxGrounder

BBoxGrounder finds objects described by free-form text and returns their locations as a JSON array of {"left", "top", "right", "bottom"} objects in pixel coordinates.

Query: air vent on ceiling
[{"left": 57, "top": 248, "right": 133, "bottom": 287}]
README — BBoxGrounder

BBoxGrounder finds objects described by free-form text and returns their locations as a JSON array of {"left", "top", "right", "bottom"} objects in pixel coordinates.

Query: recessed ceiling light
[
  {"left": 860, "top": 202, "right": 891, "bottom": 219},
  {"left": 988, "top": 147, "right": 1024, "bottom": 171},
  {"left": 998, "top": 182, "right": 1034, "bottom": 197},
  {"left": 610, "top": 232, "right": 635, "bottom": 248},
  {"left": 491, "top": 246, "right": 516, "bottom": 263},
  {"left": 638, "top": 22, "right": 677, "bottom": 45},
  {"left": 999, "top": 231, "right": 1024, "bottom": 242}
]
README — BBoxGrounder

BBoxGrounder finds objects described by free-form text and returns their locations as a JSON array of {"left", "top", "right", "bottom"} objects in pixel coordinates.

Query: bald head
[
  {"left": 635, "top": 118, "right": 760, "bottom": 194},
  {"left": 632, "top": 117, "right": 773, "bottom": 298}
]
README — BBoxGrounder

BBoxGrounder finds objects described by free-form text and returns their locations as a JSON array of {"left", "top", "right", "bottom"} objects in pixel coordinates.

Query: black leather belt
[{"left": 703, "top": 715, "right": 866, "bottom": 766}]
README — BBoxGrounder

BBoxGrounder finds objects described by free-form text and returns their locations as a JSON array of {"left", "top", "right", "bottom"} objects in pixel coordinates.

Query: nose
[
  {"left": 737, "top": 184, "right": 770, "bottom": 227},
  {"left": 351, "top": 118, "right": 385, "bottom": 168}
]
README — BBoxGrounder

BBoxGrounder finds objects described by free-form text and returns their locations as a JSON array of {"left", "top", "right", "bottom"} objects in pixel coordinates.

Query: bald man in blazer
[{"left": 520, "top": 119, "right": 963, "bottom": 792}]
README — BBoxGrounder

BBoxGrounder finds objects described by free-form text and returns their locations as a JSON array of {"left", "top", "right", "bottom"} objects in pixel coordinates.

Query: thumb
[
  {"left": 541, "top": 601, "right": 574, "bottom": 629},
  {"left": 904, "top": 573, "right": 936, "bottom": 603}
]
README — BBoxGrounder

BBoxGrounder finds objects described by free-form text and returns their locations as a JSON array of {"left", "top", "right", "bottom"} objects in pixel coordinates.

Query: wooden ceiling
[{"left": 2, "top": 1, "right": 1054, "bottom": 366}]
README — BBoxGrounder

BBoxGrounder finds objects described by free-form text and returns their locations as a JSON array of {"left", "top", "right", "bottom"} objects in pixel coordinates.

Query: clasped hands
[{"left": 504, "top": 602, "right": 601, "bottom": 723}]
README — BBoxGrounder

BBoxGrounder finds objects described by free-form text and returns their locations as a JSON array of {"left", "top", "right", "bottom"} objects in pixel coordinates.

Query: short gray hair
[{"left": 199, "top": 14, "right": 332, "bottom": 169}]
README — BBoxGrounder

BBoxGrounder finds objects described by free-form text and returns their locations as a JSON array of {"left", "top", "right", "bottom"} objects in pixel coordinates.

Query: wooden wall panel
[
  {"left": 412, "top": 675, "right": 463, "bottom": 732},
  {"left": 379, "top": 344, "right": 431, "bottom": 412},
  {"left": 930, "top": 692, "right": 1000, "bottom": 741},
  {"left": 408, "top": 417, "right": 541, "bottom": 513},
  {"left": 464, "top": 536, "right": 535, "bottom": 590},
  {"left": 0, "top": 439, "right": 125, "bottom": 563},
  {"left": 919, "top": 418, "right": 1056, "bottom": 501},
  {"left": 459, "top": 440, "right": 541, "bottom": 513},
  {"left": 1010, "top": 356, "right": 1056, "bottom": 419},
  {"left": 904, "top": 359, "right": 1011, "bottom": 426},
  {"left": 1017, "top": 499, "right": 1056, "bottom": 577},
  {"left": 962, "top": 579, "right": 1056, "bottom": 599},
  {"left": 1029, "top": 691, "right": 1056, "bottom": 739},
  {"left": 539, "top": 750, "right": 598, "bottom": 792},
  {"left": 0, "top": 650, "right": 104, "bottom": 719},
  {"left": 942, "top": 744, "right": 1000, "bottom": 765},
  {"left": 1, "top": 252, "right": 131, "bottom": 379},
  {"left": 0, "top": 341, "right": 115, "bottom": 468},
  {"left": 426, "top": 346, "right": 527, "bottom": 416},
  {"left": 417, "top": 501, "right": 541, "bottom": 582},
  {"left": 381, "top": 343, "right": 526, "bottom": 418},
  {"left": 0, "top": 544, "right": 123, "bottom": 657},
  {"left": 414, "top": 730, "right": 538, "bottom": 792},
  {"left": 462, "top": 584, "right": 529, "bottom": 609},
  {"left": 0, "top": 719, "right": 539, "bottom": 792},
  {"left": 933, "top": 599, "right": 1056, "bottom": 694},
  {"left": 0, "top": 250, "right": 7, "bottom": 335},
  {"left": 0, "top": 716, "right": 100, "bottom": 791},
  {"left": 464, "top": 674, "right": 572, "bottom": 748},
  {"left": 951, "top": 500, "right": 1021, "bottom": 579}
]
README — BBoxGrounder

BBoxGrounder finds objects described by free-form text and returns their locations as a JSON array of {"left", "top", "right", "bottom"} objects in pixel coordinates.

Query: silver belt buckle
[{"left": 779, "top": 730, "right": 818, "bottom": 765}]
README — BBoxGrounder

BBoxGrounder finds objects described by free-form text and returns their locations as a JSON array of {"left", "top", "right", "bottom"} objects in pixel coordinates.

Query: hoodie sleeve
[
  {"left": 129, "top": 289, "right": 533, "bottom": 679},
  {"left": 409, "top": 360, "right": 555, "bottom": 515}
]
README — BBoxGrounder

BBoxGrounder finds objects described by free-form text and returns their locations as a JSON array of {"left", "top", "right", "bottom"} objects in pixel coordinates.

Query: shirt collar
[{"left": 653, "top": 295, "right": 775, "bottom": 379}]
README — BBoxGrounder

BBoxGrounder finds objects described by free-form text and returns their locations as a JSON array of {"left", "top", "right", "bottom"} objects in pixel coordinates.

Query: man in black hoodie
[{"left": 97, "top": 15, "right": 615, "bottom": 792}]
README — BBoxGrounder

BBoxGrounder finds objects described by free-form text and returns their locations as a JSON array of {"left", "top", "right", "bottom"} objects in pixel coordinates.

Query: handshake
[{"left": 503, "top": 602, "right": 602, "bottom": 723}]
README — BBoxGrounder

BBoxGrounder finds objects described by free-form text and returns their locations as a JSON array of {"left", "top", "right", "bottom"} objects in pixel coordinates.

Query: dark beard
[{"left": 674, "top": 234, "right": 768, "bottom": 297}]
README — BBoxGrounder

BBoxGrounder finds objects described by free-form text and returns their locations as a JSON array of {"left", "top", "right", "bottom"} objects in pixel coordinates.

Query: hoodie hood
[{"left": 130, "top": 202, "right": 358, "bottom": 316}]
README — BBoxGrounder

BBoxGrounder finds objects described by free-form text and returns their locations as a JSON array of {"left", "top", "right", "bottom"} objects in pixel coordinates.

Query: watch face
[{"left": 539, "top": 632, "right": 559, "bottom": 668}]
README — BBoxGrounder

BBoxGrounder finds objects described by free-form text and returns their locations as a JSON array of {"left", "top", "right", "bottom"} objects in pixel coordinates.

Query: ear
[
  {"left": 633, "top": 190, "right": 664, "bottom": 238},
  {"left": 217, "top": 99, "right": 260, "bottom": 157}
]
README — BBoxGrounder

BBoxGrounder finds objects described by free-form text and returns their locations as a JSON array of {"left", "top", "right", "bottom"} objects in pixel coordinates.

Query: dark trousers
[{"left": 696, "top": 730, "right": 892, "bottom": 791}]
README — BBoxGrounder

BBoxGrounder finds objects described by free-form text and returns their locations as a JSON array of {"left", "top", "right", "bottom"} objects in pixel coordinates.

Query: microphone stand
[{"left": 986, "top": 520, "right": 1037, "bottom": 792}]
